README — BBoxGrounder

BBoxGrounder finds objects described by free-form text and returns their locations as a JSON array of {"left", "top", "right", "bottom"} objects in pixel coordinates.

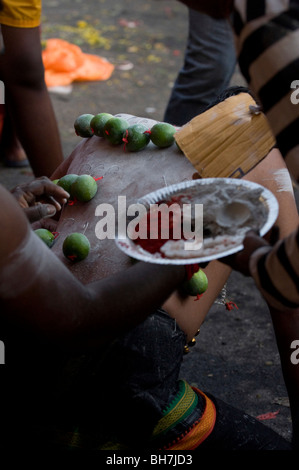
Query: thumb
[
  {"left": 243, "top": 229, "right": 269, "bottom": 250},
  {"left": 24, "top": 204, "right": 57, "bottom": 223}
]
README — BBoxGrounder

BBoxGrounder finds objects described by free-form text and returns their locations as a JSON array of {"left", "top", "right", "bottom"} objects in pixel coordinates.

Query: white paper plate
[{"left": 115, "top": 178, "right": 279, "bottom": 265}]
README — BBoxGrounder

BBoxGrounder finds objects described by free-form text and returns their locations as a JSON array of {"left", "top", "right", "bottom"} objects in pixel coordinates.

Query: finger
[
  {"left": 28, "top": 177, "right": 70, "bottom": 203},
  {"left": 41, "top": 194, "right": 62, "bottom": 212},
  {"left": 45, "top": 184, "right": 70, "bottom": 204},
  {"left": 243, "top": 230, "right": 269, "bottom": 250},
  {"left": 220, "top": 231, "right": 269, "bottom": 276},
  {"left": 10, "top": 185, "right": 34, "bottom": 208},
  {"left": 24, "top": 204, "right": 57, "bottom": 223}
]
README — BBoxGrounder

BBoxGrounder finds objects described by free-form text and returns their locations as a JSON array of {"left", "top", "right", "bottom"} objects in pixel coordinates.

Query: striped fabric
[
  {"left": 151, "top": 380, "right": 216, "bottom": 450},
  {"left": 233, "top": 0, "right": 299, "bottom": 183},
  {"left": 165, "top": 388, "right": 216, "bottom": 450},
  {"left": 232, "top": 0, "right": 299, "bottom": 311},
  {"left": 249, "top": 228, "right": 299, "bottom": 310},
  {"left": 151, "top": 380, "right": 199, "bottom": 440}
]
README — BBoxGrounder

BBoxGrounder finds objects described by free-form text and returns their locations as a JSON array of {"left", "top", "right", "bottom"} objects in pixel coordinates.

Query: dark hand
[
  {"left": 11, "top": 176, "right": 70, "bottom": 223},
  {"left": 220, "top": 228, "right": 279, "bottom": 276}
]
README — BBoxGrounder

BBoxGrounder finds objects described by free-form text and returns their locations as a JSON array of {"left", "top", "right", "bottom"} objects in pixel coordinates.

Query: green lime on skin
[
  {"left": 70, "top": 174, "right": 98, "bottom": 202},
  {"left": 181, "top": 269, "right": 208, "bottom": 297},
  {"left": 90, "top": 113, "right": 113, "bottom": 137},
  {"left": 34, "top": 228, "right": 55, "bottom": 248},
  {"left": 103, "top": 117, "right": 129, "bottom": 145},
  {"left": 57, "top": 174, "right": 78, "bottom": 196},
  {"left": 74, "top": 114, "right": 94, "bottom": 138},
  {"left": 123, "top": 124, "right": 151, "bottom": 152},
  {"left": 63, "top": 232, "right": 90, "bottom": 262},
  {"left": 150, "top": 122, "right": 176, "bottom": 148}
]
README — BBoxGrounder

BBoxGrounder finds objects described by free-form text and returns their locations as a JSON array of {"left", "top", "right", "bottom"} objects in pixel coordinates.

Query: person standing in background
[
  {"left": 0, "top": 0, "right": 64, "bottom": 176},
  {"left": 177, "top": 0, "right": 299, "bottom": 448},
  {"left": 164, "top": 7, "right": 236, "bottom": 126}
]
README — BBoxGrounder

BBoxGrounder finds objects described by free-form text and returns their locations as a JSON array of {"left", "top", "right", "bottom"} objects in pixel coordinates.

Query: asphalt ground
[{"left": 0, "top": 0, "right": 298, "bottom": 448}]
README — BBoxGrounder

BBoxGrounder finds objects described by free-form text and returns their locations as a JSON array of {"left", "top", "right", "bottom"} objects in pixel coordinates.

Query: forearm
[
  {"left": 84, "top": 262, "right": 186, "bottom": 347},
  {"left": 6, "top": 83, "right": 63, "bottom": 176},
  {"left": 1, "top": 228, "right": 185, "bottom": 351},
  {"left": 1, "top": 25, "right": 64, "bottom": 176}
]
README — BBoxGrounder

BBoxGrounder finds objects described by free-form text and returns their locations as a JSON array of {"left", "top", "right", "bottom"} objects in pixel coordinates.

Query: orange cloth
[
  {"left": 166, "top": 388, "right": 216, "bottom": 450},
  {"left": 42, "top": 38, "right": 114, "bottom": 87}
]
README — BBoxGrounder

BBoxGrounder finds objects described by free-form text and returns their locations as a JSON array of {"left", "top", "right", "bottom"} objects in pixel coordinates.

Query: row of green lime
[{"left": 74, "top": 113, "right": 177, "bottom": 152}]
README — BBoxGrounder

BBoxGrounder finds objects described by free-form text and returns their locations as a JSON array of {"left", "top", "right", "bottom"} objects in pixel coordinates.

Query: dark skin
[
  {"left": 10, "top": 176, "right": 69, "bottom": 223},
  {"left": 0, "top": 25, "right": 64, "bottom": 176},
  {"left": 0, "top": 183, "right": 186, "bottom": 351},
  {"left": 222, "top": 229, "right": 274, "bottom": 277}
]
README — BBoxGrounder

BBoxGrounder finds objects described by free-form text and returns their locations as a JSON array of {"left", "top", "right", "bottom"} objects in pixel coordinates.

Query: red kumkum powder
[{"left": 134, "top": 197, "right": 188, "bottom": 256}]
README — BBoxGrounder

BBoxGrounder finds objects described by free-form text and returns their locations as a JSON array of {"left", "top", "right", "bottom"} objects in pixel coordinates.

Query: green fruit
[
  {"left": 103, "top": 117, "right": 129, "bottom": 145},
  {"left": 181, "top": 269, "right": 208, "bottom": 296},
  {"left": 52, "top": 179, "right": 59, "bottom": 184},
  {"left": 150, "top": 122, "right": 176, "bottom": 148},
  {"left": 57, "top": 174, "right": 78, "bottom": 196},
  {"left": 122, "top": 124, "right": 151, "bottom": 152},
  {"left": 74, "top": 114, "right": 94, "bottom": 137},
  {"left": 63, "top": 233, "right": 90, "bottom": 262},
  {"left": 34, "top": 228, "right": 55, "bottom": 248},
  {"left": 90, "top": 113, "right": 113, "bottom": 137},
  {"left": 70, "top": 174, "right": 98, "bottom": 202}
]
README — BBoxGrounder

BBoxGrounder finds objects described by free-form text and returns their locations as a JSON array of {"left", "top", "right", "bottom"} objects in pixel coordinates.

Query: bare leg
[{"left": 0, "top": 108, "right": 28, "bottom": 166}]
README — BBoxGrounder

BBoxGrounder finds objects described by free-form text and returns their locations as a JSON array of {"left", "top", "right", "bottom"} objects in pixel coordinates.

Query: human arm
[
  {"left": 0, "top": 184, "right": 186, "bottom": 352},
  {"left": 0, "top": 25, "right": 63, "bottom": 177},
  {"left": 222, "top": 228, "right": 299, "bottom": 310},
  {"left": 10, "top": 176, "right": 70, "bottom": 222}
]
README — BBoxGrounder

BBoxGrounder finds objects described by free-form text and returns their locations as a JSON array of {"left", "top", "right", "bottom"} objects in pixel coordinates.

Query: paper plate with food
[{"left": 115, "top": 178, "right": 279, "bottom": 265}]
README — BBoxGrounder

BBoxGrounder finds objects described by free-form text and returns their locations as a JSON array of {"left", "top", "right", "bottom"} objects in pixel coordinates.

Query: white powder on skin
[
  {"left": 0, "top": 230, "right": 48, "bottom": 298},
  {"left": 272, "top": 168, "right": 294, "bottom": 194}
]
